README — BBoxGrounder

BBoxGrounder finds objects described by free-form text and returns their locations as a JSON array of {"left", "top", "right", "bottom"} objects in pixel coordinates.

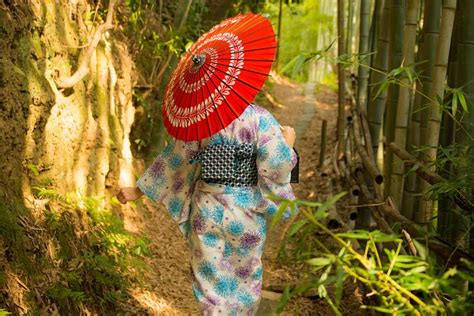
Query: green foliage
[
  {"left": 279, "top": 41, "right": 335, "bottom": 78},
  {"left": 123, "top": 0, "right": 215, "bottom": 155},
  {"left": 0, "top": 309, "right": 11, "bottom": 316},
  {"left": 286, "top": 46, "right": 473, "bottom": 224},
  {"left": 262, "top": 0, "right": 334, "bottom": 81},
  {"left": 445, "top": 86, "right": 470, "bottom": 116},
  {"left": 0, "top": 186, "right": 150, "bottom": 313},
  {"left": 273, "top": 194, "right": 474, "bottom": 315},
  {"left": 47, "top": 285, "right": 86, "bottom": 303},
  {"left": 431, "top": 144, "right": 474, "bottom": 198}
]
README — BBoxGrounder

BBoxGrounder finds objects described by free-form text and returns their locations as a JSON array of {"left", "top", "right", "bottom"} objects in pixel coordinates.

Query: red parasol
[{"left": 162, "top": 13, "right": 276, "bottom": 141}]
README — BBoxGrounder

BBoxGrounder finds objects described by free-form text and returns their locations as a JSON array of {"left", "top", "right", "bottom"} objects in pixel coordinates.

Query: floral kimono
[{"left": 137, "top": 105, "right": 297, "bottom": 315}]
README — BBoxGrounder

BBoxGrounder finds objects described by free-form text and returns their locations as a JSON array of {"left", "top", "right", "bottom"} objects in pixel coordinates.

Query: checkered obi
[{"left": 190, "top": 143, "right": 258, "bottom": 187}]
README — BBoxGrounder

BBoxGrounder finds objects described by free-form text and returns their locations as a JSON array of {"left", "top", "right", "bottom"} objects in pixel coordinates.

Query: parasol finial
[{"left": 191, "top": 54, "right": 206, "bottom": 68}]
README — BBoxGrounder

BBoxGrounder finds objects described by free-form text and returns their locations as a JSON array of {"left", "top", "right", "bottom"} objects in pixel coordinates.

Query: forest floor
[{"left": 122, "top": 74, "right": 364, "bottom": 315}]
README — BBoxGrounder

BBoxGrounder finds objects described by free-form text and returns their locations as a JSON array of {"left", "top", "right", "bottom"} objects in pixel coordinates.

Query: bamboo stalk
[
  {"left": 348, "top": 111, "right": 376, "bottom": 233},
  {"left": 354, "top": 169, "right": 473, "bottom": 267},
  {"left": 437, "top": 3, "right": 461, "bottom": 243},
  {"left": 419, "top": 0, "right": 457, "bottom": 222},
  {"left": 353, "top": 110, "right": 383, "bottom": 184},
  {"left": 346, "top": 0, "right": 354, "bottom": 55},
  {"left": 345, "top": 118, "right": 353, "bottom": 166},
  {"left": 359, "top": 111, "right": 374, "bottom": 161},
  {"left": 337, "top": 0, "right": 347, "bottom": 156},
  {"left": 332, "top": 141, "right": 341, "bottom": 178},
  {"left": 383, "top": 0, "right": 405, "bottom": 198},
  {"left": 404, "top": 0, "right": 442, "bottom": 220},
  {"left": 353, "top": 170, "right": 392, "bottom": 234},
  {"left": 367, "top": 0, "right": 390, "bottom": 156},
  {"left": 390, "top": 0, "right": 420, "bottom": 209},
  {"left": 454, "top": 0, "right": 474, "bottom": 250},
  {"left": 357, "top": 0, "right": 371, "bottom": 112},
  {"left": 318, "top": 120, "right": 328, "bottom": 169},
  {"left": 367, "top": 0, "right": 384, "bottom": 98},
  {"left": 275, "top": 0, "right": 283, "bottom": 71}
]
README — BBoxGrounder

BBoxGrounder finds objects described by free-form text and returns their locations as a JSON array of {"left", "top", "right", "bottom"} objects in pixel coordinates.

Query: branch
[{"left": 56, "top": 0, "right": 117, "bottom": 88}]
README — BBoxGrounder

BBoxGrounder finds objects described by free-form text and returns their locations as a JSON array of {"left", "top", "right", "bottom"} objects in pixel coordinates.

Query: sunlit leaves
[
  {"left": 280, "top": 41, "right": 335, "bottom": 77},
  {"left": 338, "top": 230, "right": 402, "bottom": 243},
  {"left": 0, "top": 309, "right": 11, "bottom": 316},
  {"left": 271, "top": 192, "right": 474, "bottom": 315},
  {"left": 288, "top": 219, "right": 307, "bottom": 237}
]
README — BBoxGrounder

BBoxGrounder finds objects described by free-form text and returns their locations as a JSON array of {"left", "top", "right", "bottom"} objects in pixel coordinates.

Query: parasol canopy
[{"left": 162, "top": 13, "right": 276, "bottom": 141}]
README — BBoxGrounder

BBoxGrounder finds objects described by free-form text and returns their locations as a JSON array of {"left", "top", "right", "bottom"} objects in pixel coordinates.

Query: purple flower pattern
[
  {"left": 136, "top": 105, "right": 296, "bottom": 314},
  {"left": 240, "top": 232, "right": 261, "bottom": 250}
]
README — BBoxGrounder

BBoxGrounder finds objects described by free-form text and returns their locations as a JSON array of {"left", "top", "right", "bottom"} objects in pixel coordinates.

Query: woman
[{"left": 117, "top": 104, "right": 296, "bottom": 315}]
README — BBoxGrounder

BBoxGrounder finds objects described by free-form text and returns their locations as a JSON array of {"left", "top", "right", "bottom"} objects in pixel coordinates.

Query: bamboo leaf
[
  {"left": 271, "top": 200, "right": 289, "bottom": 228},
  {"left": 0, "top": 309, "right": 11, "bottom": 316},
  {"left": 390, "top": 255, "right": 421, "bottom": 263},
  {"left": 373, "top": 80, "right": 390, "bottom": 99},
  {"left": 297, "top": 200, "right": 322, "bottom": 207},
  {"left": 280, "top": 54, "right": 304, "bottom": 75},
  {"left": 307, "top": 257, "right": 332, "bottom": 267},
  {"left": 412, "top": 239, "right": 427, "bottom": 260},
  {"left": 292, "top": 55, "right": 306, "bottom": 77},
  {"left": 26, "top": 163, "right": 40, "bottom": 176},
  {"left": 337, "top": 230, "right": 370, "bottom": 239},
  {"left": 458, "top": 271, "right": 474, "bottom": 283},
  {"left": 362, "top": 305, "right": 396, "bottom": 313},
  {"left": 458, "top": 91, "right": 468, "bottom": 112},
  {"left": 318, "top": 284, "right": 327, "bottom": 298},
  {"left": 317, "top": 192, "right": 347, "bottom": 215},
  {"left": 441, "top": 268, "right": 457, "bottom": 279},
  {"left": 288, "top": 219, "right": 307, "bottom": 237},
  {"left": 370, "top": 230, "right": 403, "bottom": 242},
  {"left": 276, "top": 286, "right": 292, "bottom": 313},
  {"left": 452, "top": 92, "right": 458, "bottom": 115},
  {"left": 293, "top": 279, "right": 318, "bottom": 296},
  {"left": 393, "top": 261, "right": 428, "bottom": 269},
  {"left": 335, "top": 265, "right": 345, "bottom": 305}
]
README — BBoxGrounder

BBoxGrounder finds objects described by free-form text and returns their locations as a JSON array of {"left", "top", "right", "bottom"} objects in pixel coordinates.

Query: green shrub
[
  {"left": 0, "top": 186, "right": 150, "bottom": 313},
  {"left": 272, "top": 193, "right": 474, "bottom": 315}
]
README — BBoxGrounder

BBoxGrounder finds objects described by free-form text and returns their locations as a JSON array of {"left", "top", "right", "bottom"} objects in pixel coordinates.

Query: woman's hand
[
  {"left": 281, "top": 125, "right": 296, "bottom": 148},
  {"left": 116, "top": 187, "right": 144, "bottom": 204}
]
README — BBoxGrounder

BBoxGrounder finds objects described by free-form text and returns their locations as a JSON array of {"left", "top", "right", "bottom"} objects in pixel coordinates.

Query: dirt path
[
  {"left": 123, "top": 75, "right": 346, "bottom": 315},
  {"left": 258, "top": 76, "right": 342, "bottom": 315}
]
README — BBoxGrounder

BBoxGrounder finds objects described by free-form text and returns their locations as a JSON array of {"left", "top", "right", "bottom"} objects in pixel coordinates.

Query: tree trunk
[
  {"left": 367, "top": 0, "right": 389, "bottom": 157},
  {"left": 0, "top": 0, "right": 136, "bottom": 202},
  {"left": 390, "top": 0, "right": 420, "bottom": 209},
  {"left": 404, "top": 0, "right": 442, "bottom": 221},
  {"left": 419, "top": 0, "right": 457, "bottom": 224},
  {"left": 383, "top": 0, "right": 405, "bottom": 198},
  {"left": 337, "top": 0, "right": 346, "bottom": 156}
]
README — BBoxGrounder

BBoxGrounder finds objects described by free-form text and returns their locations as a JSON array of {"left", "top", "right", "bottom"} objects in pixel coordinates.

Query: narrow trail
[
  {"left": 122, "top": 76, "right": 344, "bottom": 315},
  {"left": 259, "top": 76, "right": 342, "bottom": 315}
]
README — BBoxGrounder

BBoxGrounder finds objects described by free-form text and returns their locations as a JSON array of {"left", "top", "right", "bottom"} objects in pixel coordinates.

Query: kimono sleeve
[
  {"left": 255, "top": 110, "right": 298, "bottom": 218},
  {"left": 136, "top": 140, "right": 200, "bottom": 237}
]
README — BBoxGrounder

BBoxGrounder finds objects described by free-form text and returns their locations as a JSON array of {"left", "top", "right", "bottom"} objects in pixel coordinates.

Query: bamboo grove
[{"left": 333, "top": 0, "right": 473, "bottom": 260}]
